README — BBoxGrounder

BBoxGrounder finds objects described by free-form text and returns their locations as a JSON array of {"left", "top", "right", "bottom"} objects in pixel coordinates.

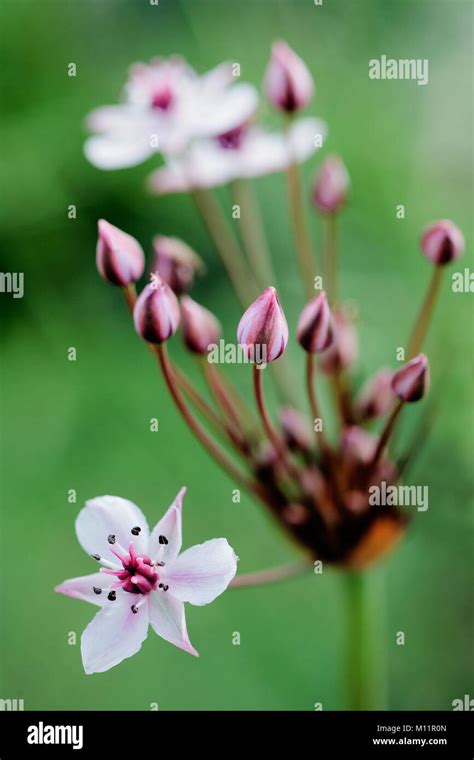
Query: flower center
[
  {"left": 217, "top": 124, "right": 247, "bottom": 150},
  {"left": 151, "top": 86, "right": 174, "bottom": 111}
]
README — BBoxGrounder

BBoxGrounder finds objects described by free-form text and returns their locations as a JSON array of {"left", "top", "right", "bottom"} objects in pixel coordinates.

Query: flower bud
[
  {"left": 180, "top": 296, "right": 221, "bottom": 355},
  {"left": 133, "top": 276, "right": 180, "bottom": 344},
  {"left": 237, "top": 287, "right": 288, "bottom": 364},
  {"left": 319, "top": 309, "right": 358, "bottom": 374},
  {"left": 341, "top": 426, "right": 377, "bottom": 466},
  {"left": 152, "top": 235, "right": 204, "bottom": 296},
  {"left": 279, "top": 406, "right": 312, "bottom": 452},
  {"left": 96, "top": 219, "right": 145, "bottom": 286},
  {"left": 296, "top": 291, "right": 333, "bottom": 353},
  {"left": 391, "top": 353, "right": 430, "bottom": 403},
  {"left": 264, "top": 40, "right": 314, "bottom": 114},
  {"left": 355, "top": 368, "right": 394, "bottom": 421},
  {"left": 420, "top": 220, "right": 464, "bottom": 266},
  {"left": 312, "top": 156, "right": 349, "bottom": 215}
]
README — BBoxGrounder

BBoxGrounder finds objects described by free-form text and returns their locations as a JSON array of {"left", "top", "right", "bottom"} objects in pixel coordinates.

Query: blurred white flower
[
  {"left": 148, "top": 117, "right": 326, "bottom": 194},
  {"left": 84, "top": 57, "right": 259, "bottom": 169}
]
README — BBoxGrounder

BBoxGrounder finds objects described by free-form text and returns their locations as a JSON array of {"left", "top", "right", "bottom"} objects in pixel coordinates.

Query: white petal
[
  {"left": 148, "top": 590, "right": 198, "bottom": 656},
  {"left": 84, "top": 133, "right": 155, "bottom": 170},
  {"left": 86, "top": 105, "right": 136, "bottom": 133},
  {"left": 149, "top": 487, "right": 185, "bottom": 563},
  {"left": 286, "top": 116, "right": 327, "bottom": 162},
  {"left": 55, "top": 572, "right": 109, "bottom": 607},
  {"left": 164, "top": 538, "right": 238, "bottom": 606},
  {"left": 81, "top": 594, "right": 149, "bottom": 674},
  {"left": 193, "top": 83, "right": 259, "bottom": 137},
  {"left": 75, "top": 495, "right": 149, "bottom": 560}
]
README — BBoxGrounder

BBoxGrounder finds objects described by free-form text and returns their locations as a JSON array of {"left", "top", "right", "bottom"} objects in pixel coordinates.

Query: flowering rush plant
[{"left": 57, "top": 42, "right": 465, "bottom": 704}]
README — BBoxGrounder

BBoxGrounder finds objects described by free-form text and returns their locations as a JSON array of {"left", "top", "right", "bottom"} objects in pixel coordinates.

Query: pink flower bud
[
  {"left": 312, "top": 156, "right": 349, "bottom": 215},
  {"left": 133, "top": 276, "right": 180, "bottom": 344},
  {"left": 391, "top": 354, "right": 430, "bottom": 403},
  {"left": 296, "top": 291, "right": 333, "bottom": 353},
  {"left": 96, "top": 219, "right": 145, "bottom": 286},
  {"left": 279, "top": 406, "right": 312, "bottom": 452},
  {"left": 420, "top": 220, "right": 464, "bottom": 266},
  {"left": 264, "top": 40, "right": 314, "bottom": 114},
  {"left": 152, "top": 236, "right": 204, "bottom": 296},
  {"left": 180, "top": 296, "right": 221, "bottom": 354},
  {"left": 237, "top": 287, "right": 288, "bottom": 364},
  {"left": 319, "top": 309, "right": 358, "bottom": 374},
  {"left": 341, "top": 426, "right": 377, "bottom": 466},
  {"left": 355, "top": 368, "right": 395, "bottom": 421}
]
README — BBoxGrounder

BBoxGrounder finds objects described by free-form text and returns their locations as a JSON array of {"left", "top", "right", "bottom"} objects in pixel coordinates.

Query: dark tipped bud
[
  {"left": 180, "top": 296, "right": 221, "bottom": 354},
  {"left": 152, "top": 236, "right": 204, "bottom": 296},
  {"left": 391, "top": 354, "right": 430, "bottom": 403},
  {"left": 96, "top": 219, "right": 145, "bottom": 286},
  {"left": 279, "top": 406, "right": 312, "bottom": 452},
  {"left": 355, "top": 368, "right": 395, "bottom": 421},
  {"left": 319, "top": 309, "right": 358, "bottom": 374},
  {"left": 133, "top": 276, "right": 180, "bottom": 344},
  {"left": 296, "top": 291, "right": 333, "bottom": 353},
  {"left": 237, "top": 287, "right": 288, "bottom": 364},
  {"left": 420, "top": 220, "right": 464, "bottom": 266},
  {"left": 264, "top": 40, "right": 314, "bottom": 113},
  {"left": 312, "top": 156, "right": 349, "bottom": 215}
]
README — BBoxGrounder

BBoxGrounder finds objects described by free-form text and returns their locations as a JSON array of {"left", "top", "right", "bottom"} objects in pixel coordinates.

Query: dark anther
[
  {"left": 93, "top": 587, "right": 102, "bottom": 595},
  {"left": 107, "top": 534, "right": 116, "bottom": 544},
  {"left": 131, "top": 605, "right": 138, "bottom": 614},
  {"left": 158, "top": 535, "right": 168, "bottom": 545},
  {"left": 158, "top": 583, "right": 163, "bottom": 588},
  {"left": 156, "top": 561, "right": 165, "bottom": 567},
  {"left": 107, "top": 591, "right": 117, "bottom": 601},
  {"left": 131, "top": 526, "right": 141, "bottom": 536},
  {"left": 162, "top": 584, "right": 169, "bottom": 592},
  {"left": 91, "top": 554, "right": 101, "bottom": 561}
]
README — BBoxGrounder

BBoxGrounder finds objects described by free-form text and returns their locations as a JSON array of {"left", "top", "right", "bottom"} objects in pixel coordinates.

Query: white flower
[
  {"left": 148, "top": 117, "right": 326, "bottom": 194},
  {"left": 84, "top": 57, "right": 258, "bottom": 169},
  {"left": 55, "top": 488, "right": 238, "bottom": 674}
]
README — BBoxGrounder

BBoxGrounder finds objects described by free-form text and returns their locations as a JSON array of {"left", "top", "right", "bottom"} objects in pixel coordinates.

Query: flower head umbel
[
  {"left": 420, "top": 219, "right": 465, "bottom": 266},
  {"left": 134, "top": 276, "right": 180, "bottom": 344},
  {"left": 264, "top": 40, "right": 314, "bottom": 113},
  {"left": 84, "top": 58, "right": 258, "bottom": 169},
  {"left": 96, "top": 219, "right": 145, "bottom": 287},
  {"left": 55, "top": 488, "right": 238, "bottom": 673},
  {"left": 237, "top": 287, "right": 288, "bottom": 365}
]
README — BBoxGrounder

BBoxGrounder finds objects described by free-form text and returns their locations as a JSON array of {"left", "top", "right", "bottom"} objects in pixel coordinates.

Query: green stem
[
  {"left": 407, "top": 267, "right": 443, "bottom": 358},
  {"left": 323, "top": 214, "right": 338, "bottom": 305},
  {"left": 192, "top": 188, "right": 258, "bottom": 308},
  {"left": 286, "top": 161, "right": 316, "bottom": 301},
  {"left": 344, "top": 571, "right": 386, "bottom": 710},
  {"left": 231, "top": 178, "right": 277, "bottom": 291}
]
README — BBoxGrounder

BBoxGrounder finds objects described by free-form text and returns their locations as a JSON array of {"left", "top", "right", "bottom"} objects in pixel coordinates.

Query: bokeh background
[{"left": 1, "top": 0, "right": 472, "bottom": 710}]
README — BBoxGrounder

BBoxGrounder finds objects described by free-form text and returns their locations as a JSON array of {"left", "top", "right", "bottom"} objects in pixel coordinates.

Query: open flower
[
  {"left": 149, "top": 117, "right": 326, "bottom": 194},
  {"left": 84, "top": 57, "right": 259, "bottom": 169},
  {"left": 55, "top": 488, "right": 238, "bottom": 674}
]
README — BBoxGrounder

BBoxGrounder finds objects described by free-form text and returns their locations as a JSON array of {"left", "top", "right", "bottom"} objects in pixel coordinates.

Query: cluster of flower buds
[{"left": 93, "top": 41, "right": 466, "bottom": 573}]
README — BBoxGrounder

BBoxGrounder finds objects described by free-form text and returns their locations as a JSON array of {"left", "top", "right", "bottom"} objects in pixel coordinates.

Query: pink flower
[
  {"left": 237, "top": 287, "right": 288, "bottom": 364},
  {"left": 133, "top": 277, "right": 181, "bottom": 344},
  {"left": 152, "top": 236, "right": 204, "bottom": 296},
  {"left": 55, "top": 489, "right": 238, "bottom": 674},
  {"left": 264, "top": 40, "right": 314, "bottom": 113},
  {"left": 420, "top": 220, "right": 465, "bottom": 266},
  {"left": 84, "top": 58, "right": 258, "bottom": 169},
  {"left": 312, "top": 155, "right": 349, "bottom": 215},
  {"left": 96, "top": 219, "right": 145, "bottom": 287},
  {"left": 355, "top": 368, "right": 395, "bottom": 421},
  {"left": 391, "top": 353, "right": 430, "bottom": 403},
  {"left": 149, "top": 117, "right": 326, "bottom": 194},
  {"left": 296, "top": 291, "right": 333, "bottom": 353},
  {"left": 181, "top": 296, "right": 221, "bottom": 354}
]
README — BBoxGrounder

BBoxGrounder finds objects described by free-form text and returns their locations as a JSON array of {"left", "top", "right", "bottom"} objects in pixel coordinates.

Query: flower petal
[
  {"left": 164, "top": 538, "right": 238, "bottom": 606},
  {"left": 55, "top": 572, "right": 110, "bottom": 607},
  {"left": 75, "top": 495, "right": 149, "bottom": 560},
  {"left": 148, "top": 590, "right": 198, "bottom": 657},
  {"left": 81, "top": 594, "right": 149, "bottom": 674},
  {"left": 149, "top": 487, "right": 185, "bottom": 563},
  {"left": 84, "top": 133, "right": 155, "bottom": 170}
]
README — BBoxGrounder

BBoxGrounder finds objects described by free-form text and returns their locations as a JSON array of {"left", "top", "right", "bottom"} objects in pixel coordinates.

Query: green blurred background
[{"left": 1, "top": 0, "right": 472, "bottom": 710}]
